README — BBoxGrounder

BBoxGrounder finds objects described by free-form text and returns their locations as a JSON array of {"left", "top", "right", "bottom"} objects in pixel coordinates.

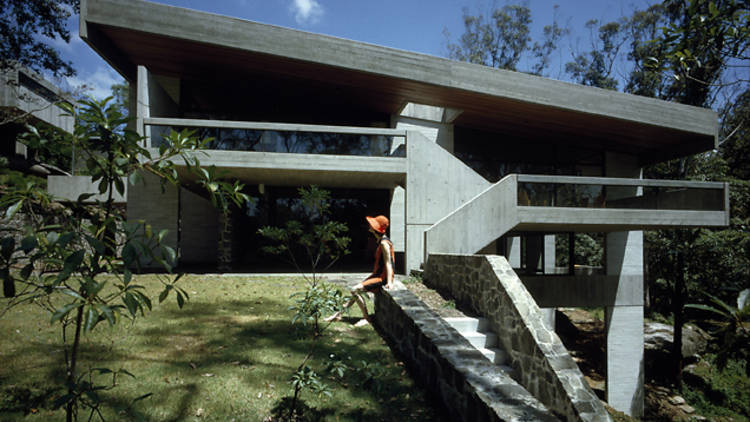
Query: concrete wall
[
  {"left": 405, "top": 131, "right": 490, "bottom": 272},
  {"left": 390, "top": 103, "right": 458, "bottom": 254},
  {"left": 373, "top": 282, "right": 559, "bottom": 422},
  {"left": 179, "top": 188, "right": 219, "bottom": 264},
  {"left": 424, "top": 254, "right": 612, "bottom": 422},
  {"left": 126, "top": 171, "right": 179, "bottom": 268},
  {"left": 424, "top": 175, "right": 516, "bottom": 259},
  {"left": 47, "top": 175, "right": 127, "bottom": 203}
]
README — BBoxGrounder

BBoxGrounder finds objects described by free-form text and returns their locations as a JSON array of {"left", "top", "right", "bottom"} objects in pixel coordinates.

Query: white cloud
[
  {"left": 45, "top": 29, "right": 84, "bottom": 54},
  {"left": 289, "top": 0, "right": 324, "bottom": 25},
  {"left": 64, "top": 66, "right": 124, "bottom": 100}
]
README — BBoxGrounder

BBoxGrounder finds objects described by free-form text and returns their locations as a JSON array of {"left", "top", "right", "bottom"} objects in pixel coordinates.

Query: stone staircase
[{"left": 444, "top": 316, "right": 516, "bottom": 377}]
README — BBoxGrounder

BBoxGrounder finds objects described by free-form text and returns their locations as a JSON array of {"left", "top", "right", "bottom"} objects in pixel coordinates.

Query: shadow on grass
[{"left": 2, "top": 282, "right": 446, "bottom": 421}]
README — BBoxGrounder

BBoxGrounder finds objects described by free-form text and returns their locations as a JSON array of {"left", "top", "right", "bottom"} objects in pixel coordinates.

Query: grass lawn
[{"left": 0, "top": 275, "right": 444, "bottom": 421}]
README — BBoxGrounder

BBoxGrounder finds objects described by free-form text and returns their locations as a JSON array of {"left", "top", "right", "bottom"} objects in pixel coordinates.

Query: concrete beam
[
  {"left": 521, "top": 275, "right": 644, "bottom": 307},
  {"left": 167, "top": 149, "right": 406, "bottom": 189}
]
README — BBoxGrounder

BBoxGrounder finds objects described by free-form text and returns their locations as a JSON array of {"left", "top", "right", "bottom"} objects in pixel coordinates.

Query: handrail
[
  {"left": 143, "top": 117, "right": 407, "bottom": 137},
  {"left": 518, "top": 174, "right": 726, "bottom": 189}
]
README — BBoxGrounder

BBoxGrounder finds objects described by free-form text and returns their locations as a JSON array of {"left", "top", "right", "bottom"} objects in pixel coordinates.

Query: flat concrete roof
[{"left": 81, "top": 0, "right": 718, "bottom": 163}]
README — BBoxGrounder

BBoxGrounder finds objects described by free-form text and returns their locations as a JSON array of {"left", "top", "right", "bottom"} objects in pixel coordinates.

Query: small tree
[
  {"left": 0, "top": 97, "right": 248, "bottom": 421},
  {"left": 259, "top": 186, "right": 350, "bottom": 420}
]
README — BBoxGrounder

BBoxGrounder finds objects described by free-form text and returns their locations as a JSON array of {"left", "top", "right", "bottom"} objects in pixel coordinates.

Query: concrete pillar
[
  {"left": 506, "top": 236, "right": 521, "bottom": 268},
  {"left": 127, "top": 171, "right": 179, "bottom": 269},
  {"left": 136, "top": 66, "right": 149, "bottom": 138},
  {"left": 541, "top": 234, "right": 557, "bottom": 330},
  {"left": 390, "top": 187, "right": 406, "bottom": 254},
  {"left": 544, "top": 234, "right": 556, "bottom": 274},
  {"left": 604, "top": 151, "right": 644, "bottom": 417}
]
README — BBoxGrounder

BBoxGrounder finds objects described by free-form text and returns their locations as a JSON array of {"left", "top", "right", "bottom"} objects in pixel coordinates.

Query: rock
[
  {"left": 644, "top": 322, "right": 710, "bottom": 357},
  {"left": 678, "top": 404, "right": 695, "bottom": 414},
  {"left": 669, "top": 395, "right": 686, "bottom": 405},
  {"left": 644, "top": 322, "right": 711, "bottom": 380}
]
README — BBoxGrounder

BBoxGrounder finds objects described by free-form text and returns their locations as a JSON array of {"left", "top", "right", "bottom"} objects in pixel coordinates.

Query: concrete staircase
[{"left": 445, "top": 316, "right": 516, "bottom": 377}]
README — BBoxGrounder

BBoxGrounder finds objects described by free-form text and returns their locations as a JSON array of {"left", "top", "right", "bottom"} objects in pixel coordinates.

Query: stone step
[
  {"left": 462, "top": 331, "right": 498, "bottom": 349},
  {"left": 444, "top": 316, "right": 488, "bottom": 332},
  {"left": 477, "top": 346, "right": 509, "bottom": 365}
]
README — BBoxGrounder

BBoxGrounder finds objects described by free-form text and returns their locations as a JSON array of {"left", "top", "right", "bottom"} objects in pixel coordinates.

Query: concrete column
[
  {"left": 390, "top": 186, "right": 405, "bottom": 253},
  {"left": 506, "top": 236, "right": 521, "bottom": 268},
  {"left": 136, "top": 66, "right": 149, "bottom": 139},
  {"left": 544, "top": 234, "right": 556, "bottom": 274},
  {"left": 605, "top": 151, "right": 644, "bottom": 417},
  {"left": 541, "top": 234, "right": 557, "bottom": 330}
]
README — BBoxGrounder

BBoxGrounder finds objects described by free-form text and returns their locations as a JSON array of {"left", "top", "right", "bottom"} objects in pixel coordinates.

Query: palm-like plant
[{"left": 687, "top": 289, "right": 750, "bottom": 375}]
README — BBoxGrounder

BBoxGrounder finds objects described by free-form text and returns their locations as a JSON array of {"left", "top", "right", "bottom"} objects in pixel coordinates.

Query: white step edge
[
  {"left": 462, "top": 331, "right": 498, "bottom": 348},
  {"left": 444, "top": 316, "right": 488, "bottom": 332},
  {"left": 477, "top": 346, "right": 509, "bottom": 365}
]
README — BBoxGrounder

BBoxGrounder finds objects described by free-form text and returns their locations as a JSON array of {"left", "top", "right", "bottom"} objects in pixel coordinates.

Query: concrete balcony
[
  {"left": 425, "top": 174, "right": 730, "bottom": 258},
  {"left": 142, "top": 117, "right": 407, "bottom": 189},
  {"left": 515, "top": 174, "right": 729, "bottom": 232}
]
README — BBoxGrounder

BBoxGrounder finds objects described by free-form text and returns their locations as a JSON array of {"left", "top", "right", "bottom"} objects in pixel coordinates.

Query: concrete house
[
  {"left": 73, "top": 0, "right": 729, "bottom": 417},
  {"left": 1, "top": 66, "right": 74, "bottom": 173}
]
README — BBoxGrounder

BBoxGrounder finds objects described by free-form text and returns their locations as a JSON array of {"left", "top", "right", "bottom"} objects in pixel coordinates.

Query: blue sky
[{"left": 51, "top": 0, "right": 656, "bottom": 99}]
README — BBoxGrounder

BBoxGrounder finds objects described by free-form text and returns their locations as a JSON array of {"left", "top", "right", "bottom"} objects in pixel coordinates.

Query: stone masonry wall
[
  {"left": 373, "top": 283, "right": 559, "bottom": 422},
  {"left": 423, "top": 254, "right": 611, "bottom": 422}
]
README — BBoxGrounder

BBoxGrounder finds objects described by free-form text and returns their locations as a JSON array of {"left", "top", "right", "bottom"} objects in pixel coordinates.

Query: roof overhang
[{"left": 80, "top": 0, "right": 719, "bottom": 164}]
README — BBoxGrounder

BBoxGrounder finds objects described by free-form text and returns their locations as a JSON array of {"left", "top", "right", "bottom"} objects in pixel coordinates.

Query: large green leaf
[
  {"left": 4, "top": 200, "right": 23, "bottom": 220},
  {"left": 57, "top": 250, "right": 86, "bottom": 282}
]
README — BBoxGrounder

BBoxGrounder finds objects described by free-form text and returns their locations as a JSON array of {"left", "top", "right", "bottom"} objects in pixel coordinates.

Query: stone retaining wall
[
  {"left": 423, "top": 254, "right": 611, "bottom": 422},
  {"left": 373, "top": 283, "right": 560, "bottom": 422}
]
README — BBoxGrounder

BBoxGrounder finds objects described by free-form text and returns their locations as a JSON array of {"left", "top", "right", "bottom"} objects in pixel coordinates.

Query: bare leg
[{"left": 325, "top": 284, "right": 365, "bottom": 322}]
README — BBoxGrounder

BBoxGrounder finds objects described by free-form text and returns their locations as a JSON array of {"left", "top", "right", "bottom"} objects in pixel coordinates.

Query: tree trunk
[
  {"left": 66, "top": 306, "right": 84, "bottom": 422},
  {"left": 672, "top": 237, "right": 686, "bottom": 388}
]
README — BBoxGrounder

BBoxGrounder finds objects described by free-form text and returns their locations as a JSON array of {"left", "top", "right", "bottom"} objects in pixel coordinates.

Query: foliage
[
  {"left": 109, "top": 82, "right": 129, "bottom": 117},
  {"left": 565, "top": 19, "right": 626, "bottom": 90},
  {"left": 259, "top": 186, "right": 352, "bottom": 420},
  {"left": 555, "top": 233, "right": 604, "bottom": 268},
  {"left": 289, "top": 281, "right": 345, "bottom": 336},
  {"left": 0, "top": 97, "right": 248, "bottom": 421},
  {"left": 656, "top": 0, "right": 749, "bottom": 106},
  {"left": 259, "top": 185, "right": 350, "bottom": 284},
  {"left": 686, "top": 289, "right": 750, "bottom": 375},
  {"left": 18, "top": 121, "right": 75, "bottom": 173},
  {"left": 681, "top": 354, "right": 750, "bottom": 419},
  {"left": 445, "top": 4, "right": 567, "bottom": 75},
  {"left": 0, "top": 0, "right": 79, "bottom": 77}
]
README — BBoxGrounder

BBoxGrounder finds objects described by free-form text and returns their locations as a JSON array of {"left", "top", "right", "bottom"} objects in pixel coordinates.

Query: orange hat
[{"left": 366, "top": 215, "right": 389, "bottom": 234}]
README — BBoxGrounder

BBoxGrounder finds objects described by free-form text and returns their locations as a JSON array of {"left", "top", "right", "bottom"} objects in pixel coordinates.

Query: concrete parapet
[
  {"left": 47, "top": 175, "right": 127, "bottom": 203},
  {"left": 373, "top": 282, "right": 559, "bottom": 422},
  {"left": 423, "top": 254, "right": 612, "bottom": 422}
]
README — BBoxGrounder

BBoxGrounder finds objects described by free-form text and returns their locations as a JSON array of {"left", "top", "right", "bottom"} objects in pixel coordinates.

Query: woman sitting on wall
[{"left": 326, "top": 215, "right": 394, "bottom": 327}]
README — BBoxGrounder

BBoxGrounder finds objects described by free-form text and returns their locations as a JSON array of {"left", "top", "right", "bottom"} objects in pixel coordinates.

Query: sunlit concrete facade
[{"left": 75, "top": 0, "right": 729, "bottom": 417}]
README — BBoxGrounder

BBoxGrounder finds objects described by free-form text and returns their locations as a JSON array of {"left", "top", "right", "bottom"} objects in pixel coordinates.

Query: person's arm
[{"left": 381, "top": 240, "right": 394, "bottom": 288}]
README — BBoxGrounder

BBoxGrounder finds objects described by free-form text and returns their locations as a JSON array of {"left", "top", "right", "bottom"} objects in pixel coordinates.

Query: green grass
[
  {"left": 0, "top": 275, "right": 443, "bottom": 421},
  {"left": 681, "top": 355, "right": 750, "bottom": 421}
]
